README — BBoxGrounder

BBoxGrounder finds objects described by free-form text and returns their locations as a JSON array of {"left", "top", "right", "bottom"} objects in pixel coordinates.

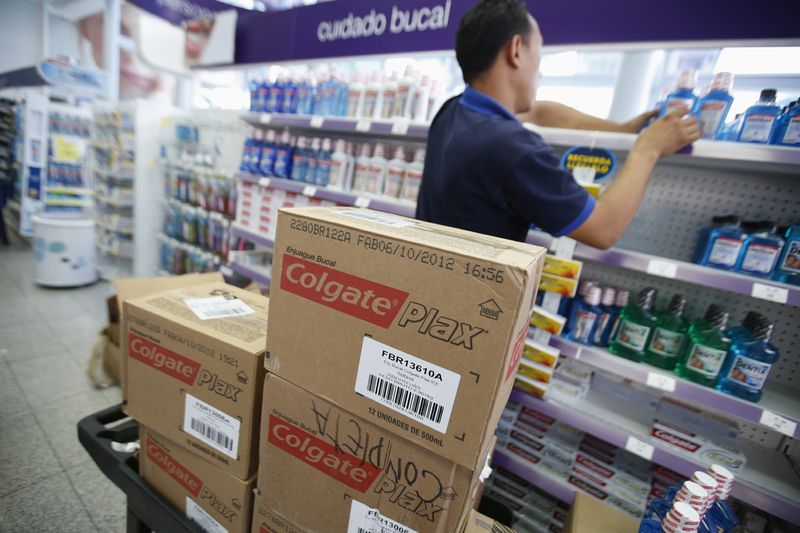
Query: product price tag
[
  {"left": 347, "top": 500, "right": 417, "bottom": 533},
  {"left": 355, "top": 337, "right": 461, "bottom": 434},
  {"left": 646, "top": 372, "right": 677, "bottom": 392},
  {"left": 183, "top": 393, "right": 240, "bottom": 459},
  {"left": 184, "top": 295, "right": 254, "bottom": 320},
  {"left": 310, "top": 115, "right": 325, "bottom": 128},
  {"left": 259, "top": 113, "right": 272, "bottom": 125},
  {"left": 354, "top": 196, "right": 371, "bottom": 208},
  {"left": 302, "top": 185, "right": 317, "bottom": 197},
  {"left": 186, "top": 497, "right": 228, "bottom": 533},
  {"left": 53, "top": 135, "right": 83, "bottom": 163},
  {"left": 759, "top": 410, "right": 797, "bottom": 437},
  {"left": 391, "top": 121, "right": 410, "bottom": 135},
  {"left": 647, "top": 259, "right": 678, "bottom": 279},
  {"left": 355, "top": 119, "right": 372, "bottom": 132},
  {"left": 258, "top": 177, "right": 271, "bottom": 188},
  {"left": 751, "top": 283, "right": 788, "bottom": 304},
  {"left": 625, "top": 436, "right": 654, "bottom": 460}
]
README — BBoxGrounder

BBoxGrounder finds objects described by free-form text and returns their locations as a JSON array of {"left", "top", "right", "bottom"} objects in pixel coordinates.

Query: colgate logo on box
[
  {"left": 128, "top": 333, "right": 201, "bottom": 386},
  {"left": 280, "top": 255, "right": 409, "bottom": 328},
  {"left": 575, "top": 454, "right": 614, "bottom": 479},
  {"left": 651, "top": 428, "right": 701, "bottom": 453},
  {"left": 146, "top": 438, "right": 203, "bottom": 497},
  {"left": 268, "top": 415, "right": 382, "bottom": 492},
  {"left": 568, "top": 475, "right": 607, "bottom": 500}
]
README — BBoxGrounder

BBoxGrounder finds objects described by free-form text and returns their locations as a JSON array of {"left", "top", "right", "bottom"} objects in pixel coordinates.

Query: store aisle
[{"left": 0, "top": 235, "right": 125, "bottom": 533}]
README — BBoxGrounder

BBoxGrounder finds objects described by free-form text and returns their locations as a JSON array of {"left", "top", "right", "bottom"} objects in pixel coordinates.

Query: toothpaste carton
[
  {"left": 570, "top": 451, "right": 651, "bottom": 505},
  {"left": 543, "top": 255, "right": 583, "bottom": 280},
  {"left": 515, "top": 375, "right": 548, "bottom": 399},
  {"left": 651, "top": 419, "right": 747, "bottom": 472},
  {"left": 518, "top": 359, "right": 555, "bottom": 384},
  {"left": 523, "top": 340, "right": 560, "bottom": 368},
  {"left": 566, "top": 474, "right": 647, "bottom": 520},
  {"left": 656, "top": 397, "right": 741, "bottom": 444},
  {"left": 539, "top": 273, "right": 579, "bottom": 298},
  {"left": 531, "top": 306, "right": 567, "bottom": 336}
]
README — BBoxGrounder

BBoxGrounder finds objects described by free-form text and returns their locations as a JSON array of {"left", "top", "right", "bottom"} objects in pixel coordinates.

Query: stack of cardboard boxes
[{"left": 252, "top": 207, "right": 546, "bottom": 532}]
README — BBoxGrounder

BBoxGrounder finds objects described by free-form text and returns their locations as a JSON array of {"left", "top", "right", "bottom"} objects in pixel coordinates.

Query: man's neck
[{"left": 469, "top": 78, "right": 517, "bottom": 115}]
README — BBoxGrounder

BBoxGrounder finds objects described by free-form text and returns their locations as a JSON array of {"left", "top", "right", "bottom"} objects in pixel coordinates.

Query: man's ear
[{"left": 506, "top": 35, "right": 523, "bottom": 69}]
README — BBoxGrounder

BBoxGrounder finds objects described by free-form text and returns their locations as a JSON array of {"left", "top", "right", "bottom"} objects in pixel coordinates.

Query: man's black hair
[{"left": 455, "top": 0, "right": 533, "bottom": 84}]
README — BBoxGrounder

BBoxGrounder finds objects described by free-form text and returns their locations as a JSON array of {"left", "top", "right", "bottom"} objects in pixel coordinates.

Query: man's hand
[
  {"left": 620, "top": 109, "right": 658, "bottom": 133},
  {"left": 634, "top": 107, "right": 701, "bottom": 159}
]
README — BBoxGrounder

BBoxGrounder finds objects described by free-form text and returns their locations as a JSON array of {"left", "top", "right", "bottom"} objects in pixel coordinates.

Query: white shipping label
[
  {"left": 184, "top": 296, "right": 255, "bottom": 321},
  {"left": 183, "top": 394, "right": 240, "bottom": 459},
  {"left": 347, "top": 499, "right": 417, "bottom": 533},
  {"left": 646, "top": 371, "right": 677, "bottom": 392},
  {"left": 759, "top": 410, "right": 797, "bottom": 437},
  {"left": 751, "top": 283, "right": 788, "bottom": 304},
  {"left": 355, "top": 337, "right": 461, "bottom": 433},
  {"left": 186, "top": 497, "right": 229, "bottom": 533},
  {"left": 647, "top": 259, "right": 677, "bottom": 279},
  {"left": 625, "top": 436, "right": 654, "bottom": 461}
]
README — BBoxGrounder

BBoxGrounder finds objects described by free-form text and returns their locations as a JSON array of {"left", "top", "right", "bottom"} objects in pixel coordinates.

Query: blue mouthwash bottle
[
  {"left": 726, "top": 311, "right": 765, "bottom": 343},
  {"left": 316, "top": 138, "right": 333, "bottom": 187},
  {"left": 269, "top": 77, "right": 285, "bottom": 114},
  {"left": 258, "top": 78, "right": 271, "bottom": 112},
  {"left": 737, "top": 89, "right": 780, "bottom": 143},
  {"left": 305, "top": 138, "right": 320, "bottom": 184},
  {"left": 773, "top": 224, "right": 800, "bottom": 285},
  {"left": 566, "top": 286, "right": 602, "bottom": 345},
  {"left": 296, "top": 78, "right": 312, "bottom": 115},
  {"left": 240, "top": 132, "right": 255, "bottom": 172},
  {"left": 771, "top": 99, "right": 800, "bottom": 146},
  {"left": 591, "top": 287, "right": 618, "bottom": 347},
  {"left": 735, "top": 221, "right": 784, "bottom": 278},
  {"left": 659, "top": 69, "right": 698, "bottom": 118},
  {"left": 600, "top": 289, "right": 629, "bottom": 348},
  {"left": 694, "top": 215, "right": 746, "bottom": 271},
  {"left": 258, "top": 130, "right": 277, "bottom": 176},
  {"left": 282, "top": 79, "right": 298, "bottom": 115},
  {"left": 719, "top": 114, "right": 742, "bottom": 141},
  {"left": 290, "top": 136, "right": 308, "bottom": 181},
  {"left": 248, "top": 130, "right": 264, "bottom": 174},
  {"left": 249, "top": 76, "right": 260, "bottom": 112},
  {"left": 563, "top": 280, "right": 597, "bottom": 336},
  {"left": 717, "top": 317, "right": 778, "bottom": 402},
  {"left": 694, "top": 72, "right": 734, "bottom": 140},
  {"left": 272, "top": 131, "right": 294, "bottom": 179}
]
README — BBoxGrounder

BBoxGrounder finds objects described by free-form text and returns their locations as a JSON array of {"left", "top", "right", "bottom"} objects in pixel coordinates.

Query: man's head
[{"left": 455, "top": 0, "right": 542, "bottom": 113}]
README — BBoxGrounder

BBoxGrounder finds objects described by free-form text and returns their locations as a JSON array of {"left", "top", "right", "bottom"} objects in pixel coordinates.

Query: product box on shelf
[
  {"left": 523, "top": 340, "right": 559, "bottom": 368},
  {"left": 482, "top": 484, "right": 564, "bottom": 533},
  {"left": 266, "top": 206, "right": 545, "bottom": 470},
  {"left": 530, "top": 306, "right": 566, "bottom": 336},
  {"left": 650, "top": 419, "right": 747, "bottom": 472},
  {"left": 656, "top": 397, "right": 741, "bottom": 444},
  {"left": 123, "top": 281, "right": 268, "bottom": 478},
  {"left": 139, "top": 426, "right": 256, "bottom": 533},
  {"left": 570, "top": 451, "right": 652, "bottom": 505},
  {"left": 256, "top": 373, "right": 485, "bottom": 533}
]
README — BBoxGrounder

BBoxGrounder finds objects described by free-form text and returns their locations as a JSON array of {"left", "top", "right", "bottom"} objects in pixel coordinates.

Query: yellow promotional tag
[{"left": 54, "top": 136, "right": 81, "bottom": 163}]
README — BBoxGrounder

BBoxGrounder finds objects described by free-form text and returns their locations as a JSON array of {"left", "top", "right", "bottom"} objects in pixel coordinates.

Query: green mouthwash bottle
[
  {"left": 676, "top": 306, "right": 732, "bottom": 387},
  {"left": 644, "top": 294, "right": 689, "bottom": 370},
  {"left": 609, "top": 288, "right": 658, "bottom": 362}
]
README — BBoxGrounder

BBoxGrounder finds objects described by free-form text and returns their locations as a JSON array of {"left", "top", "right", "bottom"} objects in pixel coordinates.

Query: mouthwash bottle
[
  {"left": 737, "top": 89, "right": 780, "bottom": 143},
  {"left": 773, "top": 224, "right": 800, "bottom": 285},
  {"left": 644, "top": 294, "right": 689, "bottom": 370},
  {"left": 315, "top": 138, "right": 332, "bottom": 187},
  {"left": 259, "top": 78, "right": 272, "bottom": 112},
  {"left": 305, "top": 138, "right": 320, "bottom": 184},
  {"left": 563, "top": 280, "right": 598, "bottom": 336},
  {"left": 258, "top": 130, "right": 277, "bottom": 176},
  {"left": 717, "top": 318, "right": 778, "bottom": 402},
  {"left": 659, "top": 69, "right": 698, "bottom": 118},
  {"left": 735, "top": 221, "right": 784, "bottom": 278},
  {"left": 591, "top": 287, "right": 618, "bottom": 347},
  {"left": 675, "top": 307, "right": 731, "bottom": 387},
  {"left": 249, "top": 77, "right": 260, "bottom": 112},
  {"left": 566, "top": 286, "right": 602, "bottom": 345},
  {"left": 726, "top": 311, "right": 765, "bottom": 343},
  {"left": 694, "top": 216, "right": 746, "bottom": 271},
  {"left": 290, "top": 136, "right": 308, "bottom": 181},
  {"left": 694, "top": 72, "right": 734, "bottom": 139},
  {"left": 771, "top": 99, "right": 800, "bottom": 146},
  {"left": 609, "top": 288, "right": 658, "bottom": 362},
  {"left": 272, "top": 131, "right": 293, "bottom": 179}
]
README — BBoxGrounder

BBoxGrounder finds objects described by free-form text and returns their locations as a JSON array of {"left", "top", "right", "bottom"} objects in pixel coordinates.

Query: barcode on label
[
  {"left": 367, "top": 375, "right": 444, "bottom": 424},
  {"left": 201, "top": 306, "right": 249, "bottom": 319},
  {"left": 190, "top": 418, "right": 234, "bottom": 451}
]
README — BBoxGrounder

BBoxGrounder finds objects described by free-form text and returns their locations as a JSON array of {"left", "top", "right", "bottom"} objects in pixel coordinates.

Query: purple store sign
[{"left": 128, "top": 0, "right": 250, "bottom": 25}]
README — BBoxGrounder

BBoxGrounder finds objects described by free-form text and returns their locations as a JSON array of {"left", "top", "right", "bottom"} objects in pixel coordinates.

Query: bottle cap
[
  {"left": 759, "top": 89, "right": 777, "bottom": 102},
  {"left": 615, "top": 290, "right": 630, "bottom": 307},
  {"left": 373, "top": 143, "right": 385, "bottom": 158},
  {"left": 710, "top": 72, "right": 734, "bottom": 92},
  {"left": 668, "top": 294, "right": 687, "bottom": 316},
  {"left": 585, "top": 286, "right": 602, "bottom": 306},
  {"left": 752, "top": 318, "right": 775, "bottom": 342},
  {"left": 359, "top": 143, "right": 371, "bottom": 157},
  {"left": 674, "top": 69, "right": 698, "bottom": 90},
  {"left": 601, "top": 287, "right": 617, "bottom": 306},
  {"left": 711, "top": 215, "right": 741, "bottom": 227},
  {"left": 636, "top": 287, "right": 657, "bottom": 310},
  {"left": 393, "top": 146, "right": 406, "bottom": 160},
  {"left": 578, "top": 280, "right": 598, "bottom": 297},
  {"left": 413, "top": 148, "right": 426, "bottom": 163},
  {"left": 334, "top": 139, "right": 346, "bottom": 152}
]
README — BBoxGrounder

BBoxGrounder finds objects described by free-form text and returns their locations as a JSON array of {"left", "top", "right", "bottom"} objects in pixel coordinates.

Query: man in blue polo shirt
[{"left": 417, "top": 0, "right": 700, "bottom": 248}]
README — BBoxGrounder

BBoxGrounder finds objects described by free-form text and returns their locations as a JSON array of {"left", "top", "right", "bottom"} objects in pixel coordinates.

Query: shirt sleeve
[{"left": 500, "top": 131, "right": 595, "bottom": 237}]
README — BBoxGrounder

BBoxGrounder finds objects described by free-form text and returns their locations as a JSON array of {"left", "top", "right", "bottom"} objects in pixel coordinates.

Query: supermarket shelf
[
  {"left": 231, "top": 224, "right": 274, "bottom": 249},
  {"left": 527, "top": 231, "right": 800, "bottom": 308},
  {"left": 44, "top": 199, "right": 92, "bottom": 207},
  {"left": 240, "top": 112, "right": 430, "bottom": 139},
  {"left": 97, "top": 222, "right": 133, "bottom": 235},
  {"left": 237, "top": 172, "right": 416, "bottom": 217},
  {"left": 45, "top": 186, "right": 93, "bottom": 196},
  {"left": 508, "top": 388, "right": 800, "bottom": 525},
  {"left": 540, "top": 334, "right": 800, "bottom": 440},
  {"left": 164, "top": 196, "right": 234, "bottom": 220},
  {"left": 492, "top": 448, "right": 576, "bottom": 505},
  {"left": 226, "top": 261, "right": 271, "bottom": 288}
]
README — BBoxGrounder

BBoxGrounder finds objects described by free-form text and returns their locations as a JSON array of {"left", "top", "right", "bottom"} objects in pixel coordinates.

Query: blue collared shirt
[{"left": 416, "top": 87, "right": 595, "bottom": 242}]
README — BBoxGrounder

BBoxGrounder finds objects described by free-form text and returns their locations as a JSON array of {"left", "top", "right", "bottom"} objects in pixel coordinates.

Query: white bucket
[{"left": 32, "top": 214, "right": 98, "bottom": 287}]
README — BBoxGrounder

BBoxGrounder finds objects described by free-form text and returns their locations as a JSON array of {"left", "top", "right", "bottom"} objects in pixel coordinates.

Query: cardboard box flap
[
  {"left": 114, "top": 272, "right": 223, "bottom": 316},
  {"left": 126, "top": 282, "right": 268, "bottom": 355},
  {"left": 564, "top": 492, "right": 638, "bottom": 533},
  {"left": 281, "top": 207, "right": 546, "bottom": 268}
]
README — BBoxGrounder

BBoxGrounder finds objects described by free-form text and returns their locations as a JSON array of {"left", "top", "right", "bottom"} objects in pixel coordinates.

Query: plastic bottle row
[
  {"left": 48, "top": 112, "right": 92, "bottom": 138},
  {"left": 240, "top": 129, "right": 424, "bottom": 203},
  {"left": 47, "top": 162, "right": 87, "bottom": 189},
  {"left": 248, "top": 68, "right": 445, "bottom": 123},
  {"left": 165, "top": 169, "right": 237, "bottom": 218},
  {"left": 158, "top": 234, "right": 222, "bottom": 276},
  {"left": 658, "top": 70, "right": 799, "bottom": 146},
  {"left": 559, "top": 282, "right": 780, "bottom": 403},
  {"left": 694, "top": 218, "right": 799, "bottom": 285},
  {"left": 162, "top": 198, "right": 231, "bottom": 257}
]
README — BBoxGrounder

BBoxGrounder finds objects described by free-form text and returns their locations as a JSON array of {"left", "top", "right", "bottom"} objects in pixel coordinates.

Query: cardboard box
[
  {"left": 124, "top": 281, "right": 267, "bottom": 478},
  {"left": 266, "top": 207, "right": 545, "bottom": 470},
  {"left": 251, "top": 494, "right": 304, "bottom": 533},
  {"left": 462, "top": 509, "right": 517, "bottom": 533},
  {"left": 563, "top": 492, "right": 638, "bottom": 533},
  {"left": 257, "top": 373, "right": 483, "bottom": 533},
  {"left": 139, "top": 426, "right": 255, "bottom": 533}
]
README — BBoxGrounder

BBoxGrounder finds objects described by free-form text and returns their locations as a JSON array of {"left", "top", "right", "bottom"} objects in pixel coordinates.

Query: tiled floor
[{"left": 0, "top": 235, "right": 126, "bottom": 533}]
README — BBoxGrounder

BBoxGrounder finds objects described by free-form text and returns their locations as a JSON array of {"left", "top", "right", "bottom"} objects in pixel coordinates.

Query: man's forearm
[{"left": 520, "top": 101, "right": 630, "bottom": 132}]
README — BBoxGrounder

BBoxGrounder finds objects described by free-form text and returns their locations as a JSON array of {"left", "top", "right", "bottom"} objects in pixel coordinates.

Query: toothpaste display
[
  {"left": 523, "top": 340, "right": 560, "bottom": 368},
  {"left": 531, "top": 305, "right": 567, "bottom": 335},
  {"left": 543, "top": 255, "right": 583, "bottom": 280},
  {"left": 539, "top": 272, "right": 579, "bottom": 298},
  {"left": 651, "top": 419, "right": 747, "bottom": 472}
]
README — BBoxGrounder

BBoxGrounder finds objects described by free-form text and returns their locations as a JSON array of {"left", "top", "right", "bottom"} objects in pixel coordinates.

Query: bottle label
[
  {"left": 615, "top": 320, "right": 651, "bottom": 351},
  {"left": 666, "top": 97, "right": 694, "bottom": 114},
  {"left": 330, "top": 159, "right": 344, "bottom": 187},
  {"left": 783, "top": 116, "right": 800, "bottom": 144},
  {"left": 572, "top": 309, "right": 598, "bottom": 343},
  {"left": 741, "top": 243, "right": 781, "bottom": 274},
  {"left": 385, "top": 168, "right": 404, "bottom": 198},
  {"left": 779, "top": 239, "right": 800, "bottom": 274},
  {"left": 725, "top": 354, "right": 772, "bottom": 392},
  {"left": 699, "top": 101, "right": 726, "bottom": 138},
  {"left": 708, "top": 237, "right": 743, "bottom": 267},
  {"left": 592, "top": 312, "right": 612, "bottom": 344},
  {"left": 648, "top": 328, "right": 686, "bottom": 357},
  {"left": 739, "top": 113, "right": 776, "bottom": 142},
  {"left": 683, "top": 343, "right": 727, "bottom": 378}
]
